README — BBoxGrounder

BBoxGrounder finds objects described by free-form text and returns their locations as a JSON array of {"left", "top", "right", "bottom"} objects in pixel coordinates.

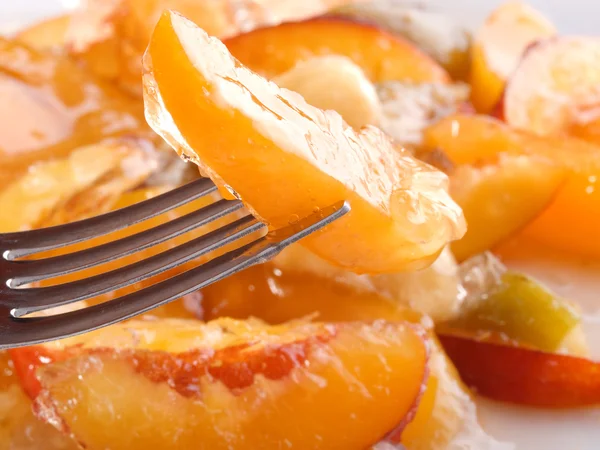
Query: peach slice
[
  {"left": 201, "top": 261, "right": 422, "bottom": 325},
  {"left": 224, "top": 17, "right": 450, "bottom": 83},
  {"left": 469, "top": 1, "right": 555, "bottom": 113},
  {"left": 13, "top": 318, "right": 428, "bottom": 449},
  {"left": 503, "top": 37, "right": 600, "bottom": 139},
  {"left": 65, "top": 0, "right": 370, "bottom": 95},
  {"left": 425, "top": 114, "right": 600, "bottom": 258},
  {"left": 143, "top": 11, "right": 465, "bottom": 273},
  {"left": 450, "top": 154, "right": 564, "bottom": 261},
  {"left": 0, "top": 352, "right": 78, "bottom": 449},
  {"left": 0, "top": 38, "right": 148, "bottom": 184},
  {"left": 15, "top": 14, "right": 71, "bottom": 50},
  {"left": 0, "top": 140, "right": 157, "bottom": 232},
  {"left": 200, "top": 255, "right": 474, "bottom": 449},
  {"left": 439, "top": 333, "right": 600, "bottom": 408},
  {"left": 333, "top": 4, "right": 472, "bottom": 81}
]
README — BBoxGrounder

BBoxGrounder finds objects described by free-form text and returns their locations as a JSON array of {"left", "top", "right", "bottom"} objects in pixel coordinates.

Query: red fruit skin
[{"left": 439, "top": 333, "right": 600, "bottom": 408}]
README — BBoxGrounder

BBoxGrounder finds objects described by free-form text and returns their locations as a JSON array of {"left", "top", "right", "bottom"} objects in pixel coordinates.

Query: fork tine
[
  {"left": 5, "top": 214, "right": 263, "bottom": 316},
  {"left": 2, "top": 178, "right": 217, "bottom": 259},
  {"left": 7, "top": 199, "right": 244, "bottom": 287},
  {"left": 0, "top": 201, "right": 350, "bottom": 349}
]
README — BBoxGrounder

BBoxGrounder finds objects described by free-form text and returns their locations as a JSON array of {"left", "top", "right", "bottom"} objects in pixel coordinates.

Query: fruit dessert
[{"left": 2, "top": 0, "right": 600, "bottom": 449}]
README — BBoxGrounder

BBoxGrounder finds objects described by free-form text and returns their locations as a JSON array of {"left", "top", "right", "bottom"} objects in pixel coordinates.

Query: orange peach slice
[
  {"left": 0, "top": 141, "right": 157, "bottom": 232},
  {"left": 143, "top": 11, "right": 465, "bottom": 273},
  {"left": 0, "top": 351, "right": 78, "bottom": 449},
  {"left": 224, "top": 17, "right": 450, "bottom": 83},
  {"left": 333, "top": 4, "right": 472, "bottom": 81},
  {"left": 425, "top": 114, "right": 600, "bottom": 258},
  {"left": 0, "top": 38, "right": 148, "bottom": 184},
  {"left": 201, "top": 261, "right": 421, "bottom": 324},
  {"left": 15, "top": 14, "right": 71, "bottom": 50},
  {"left": 450, "top": 154, "right": 564, "bottom": 261},
  {"left": 13, "top": 318, "right": 428, "bottom": 449},
  {"left": 200, "top": 258, "right": 474, "bottom": 449},
  {"left": 439, "top": 333, "right": 600, "bottom": 408},
  {"left": 503, "top": 37, "right": 600, "bottom": 139},
  {"left": 469, "top": 1, "right": 555, "bottom": 113}
]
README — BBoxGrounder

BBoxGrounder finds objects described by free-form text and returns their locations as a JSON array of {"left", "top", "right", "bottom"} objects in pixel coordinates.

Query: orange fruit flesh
[
  {"left": 0, "top": 38, "right": 147, "bottom": 184},
  {"left": 143, "top": 10, "right": 465, "bottom": 273},
  {"left": 202, "top": 262, "right": 422, "bottom": 324},
  {"left": 425, "top": 114, "right": 600, "bottom": 258},
  {"left": 449, "top": 155, "right": 564, "bottom": 262},
  {"left": 469, "top": 1, "right": 555, "bottom": 113},
  {"left": 224, "top": 17, "right": 450, "bottom": 82},
  {"left": 0, "top": 352, "right": 78, "bottom": 449},
  {"left": 200, "top": 260, "right": 473, "bottom": 448},
  {"left": 30, "top": 318, "right": 428, "bottom": 449}
]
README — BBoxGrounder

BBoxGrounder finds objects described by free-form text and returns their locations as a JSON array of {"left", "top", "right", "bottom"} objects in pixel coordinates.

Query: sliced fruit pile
[
  {"left": 4, "top": 0, "right": 600, "bottom": 449},
  {"left": 11, "top": 318, "right": 429, "bottom": 449}
]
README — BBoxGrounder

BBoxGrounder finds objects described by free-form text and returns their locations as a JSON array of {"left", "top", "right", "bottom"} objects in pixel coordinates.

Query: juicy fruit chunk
[
  {"left": 224, "top": 17, "right": 450, "bottom": 83},
  {"left": 205, "top": 243, "right": 462, "bottom": 323},
  {"left": 201, "top": 260, "right": 475, "bottom": 449},
  {"left": 15, "top": 14, "right": 71, "bottom": 50},
  {"left": 0, "top": 38, "right": 147, "bottom": 184},
  {"left": 202, "top": 262, "right": 421, "bottom": 324},
  {"left": 21, "top": 318, "right": 428, "bottom": 449},
  {"left": 449, "top": 154, "right": 564, "bottom": 261},
  {"left": 143, "top": 11, "right": 465, "bottom": 273},
  {"left": 439, "top": 334, "right": 600, "bottom": 408},
  {"left": 66, "top": 0, "right": 369, "bottom": 94},
  {"left": 0, "top": 352, "right": 78, "bottom": 449},
  {"left": 503, "top": 37, "right": 600, "bottom": 138},
  {"left": 0, "top": 141, "right": 157, "bottom": 232},
  {"left": 446, "top": 269, "right": 580, "bottom": 352},
  {"left": 470, "top": 1, "right": 555, "bottom": 113},
  {"left": 425, "top": 114, "right": 600, "bottom": 258}
]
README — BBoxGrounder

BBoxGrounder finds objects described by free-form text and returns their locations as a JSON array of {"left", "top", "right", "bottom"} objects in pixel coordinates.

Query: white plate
[{"left": 3, "top": 1, "right": 600, "bottom": 449}]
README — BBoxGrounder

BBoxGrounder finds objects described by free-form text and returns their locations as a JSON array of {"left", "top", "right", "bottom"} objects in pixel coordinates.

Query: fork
[{"left": 0, "top": 178, "right": 349, "bottom": 349}]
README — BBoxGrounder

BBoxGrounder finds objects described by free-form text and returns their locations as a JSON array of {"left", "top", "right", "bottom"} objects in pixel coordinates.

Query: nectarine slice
[
  {"left": 469, "top": 1, "right": 555, "bottom": 113},
  {"left": 333, "top": 4, "right": 472, "bottom": 81},
  {"left": 143, "top": 10, "right": 465, "bottom": 273},
  {"left": 17, "top": 318, "right": 428, "bottom": 449},
  {"left": 450, "top": 154, "right": 564, "bottom": 261},
  {"left": 200, "top": 258, "right": 476, "bottom": 449},
  {"left": 0, "top": 141, "right": 156, "bottom": 232},
  {"left": 425, "top": 114, "right": 600, "bottom": 259},
  {"left": 439, "top": 333, "right": 600, "bottom": 408},
  {"left": 0, "top": 351, "right": 78, "bottom": 449},
  {"left": 224, "top": 17, "right": 450, "bottom": 83},
  {"left": 0, "top": 37, "right": 148, "bottom": 184},
  {"left": 503, "top": 37, "right": 600, "bottom": 139}
]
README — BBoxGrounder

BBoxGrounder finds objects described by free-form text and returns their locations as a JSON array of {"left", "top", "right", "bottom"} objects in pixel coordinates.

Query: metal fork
[{"left": 0, "top": 178, "right": 349, "bottom": 349}]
